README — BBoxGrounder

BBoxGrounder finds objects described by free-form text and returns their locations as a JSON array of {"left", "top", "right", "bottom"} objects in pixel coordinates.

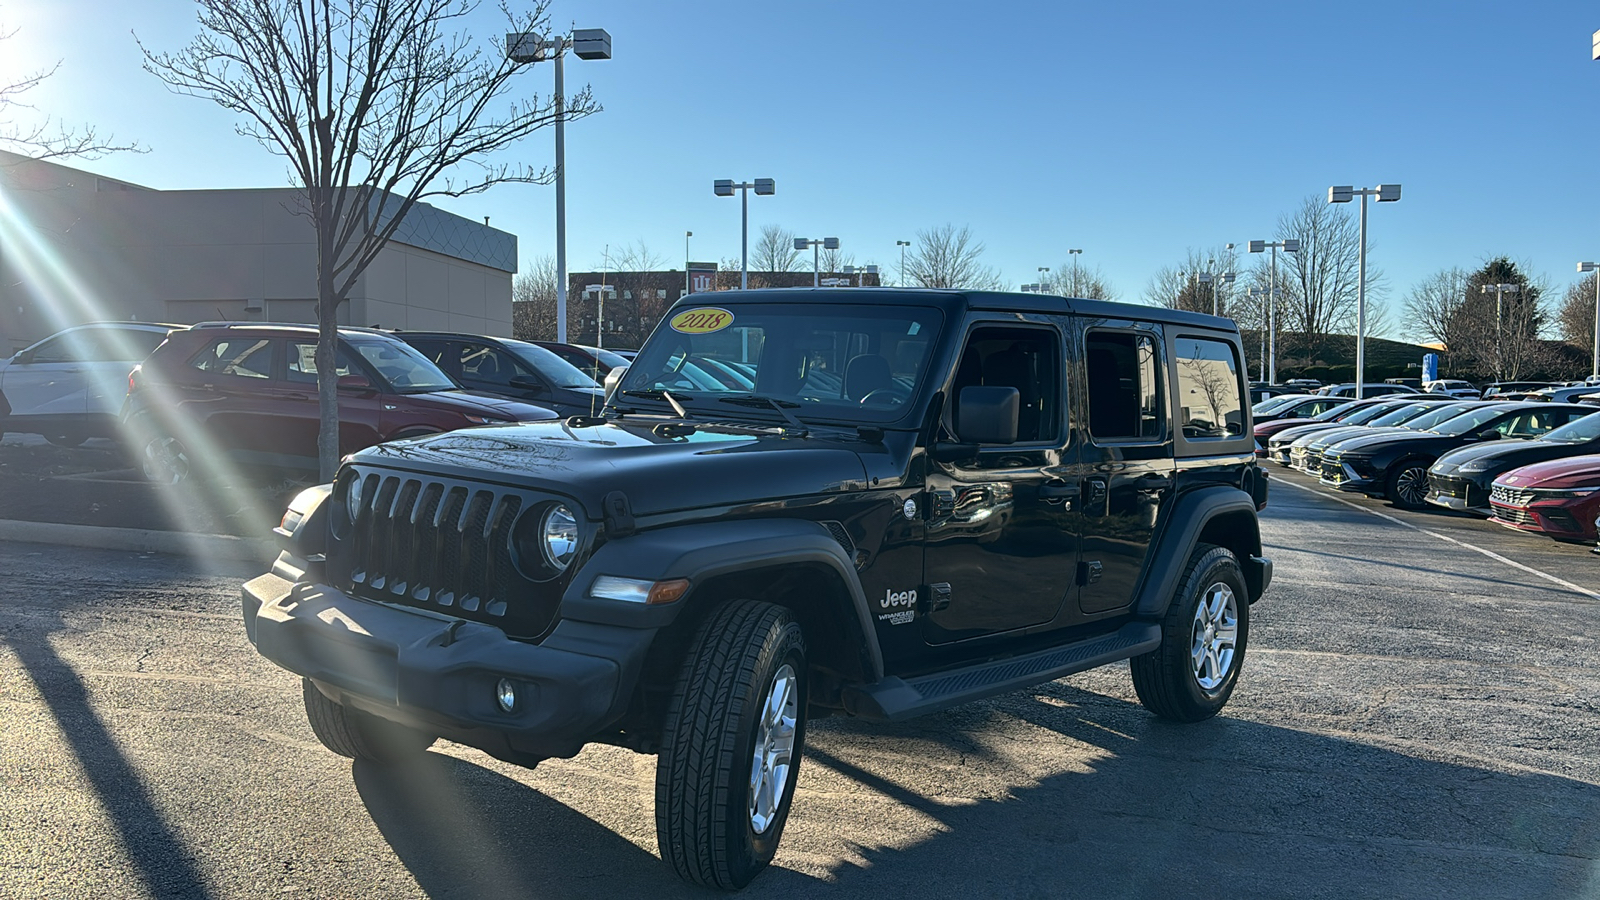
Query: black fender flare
[
  {"left": 1133, "top": 485, "right": 1269, "bottom": 617},
  {"left": 559, "top": 518, "right": 883, "bottom": 682}
]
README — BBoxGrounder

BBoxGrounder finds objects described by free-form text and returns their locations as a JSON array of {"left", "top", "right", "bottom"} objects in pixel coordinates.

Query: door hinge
[{"left": 926, "top": 581, "right": 952, "bottom": 612}]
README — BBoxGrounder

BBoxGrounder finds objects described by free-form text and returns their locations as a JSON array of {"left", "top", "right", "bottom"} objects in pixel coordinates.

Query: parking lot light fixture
[
  {"left": 506, "top": 27, "right": 612, "bottom": 343},
  {"left": 1328, "top": 184, "right": 1402, "bottom": 397},
  {"left": 843, "top": 264, "right": 880, "bottom": 287},
  {"left": 714, "top": 178, "right": 776, "bottom": 289},
  {"left": 794, "top": 236, "right": 839, "bottom": 288},
  {"left": 1248, "top": 237, "right": 1301, "bottom": 384},
  {"left": 1481, "top": 282, "right": 1521, "bottom": 381},
  {"left": 896, "top": 240, "right": 911, "bottom": 286},
  {"left": 1066, "top": 249, "right": 1083, "bottom": 296},
  {"left": 1580, "top": 262, "right": 1599, "bottom": 379}
]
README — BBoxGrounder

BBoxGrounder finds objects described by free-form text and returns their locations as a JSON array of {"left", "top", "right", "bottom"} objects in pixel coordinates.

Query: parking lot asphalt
[{"left": 1, "top": 472, "right": 1598, "bottom": 900}]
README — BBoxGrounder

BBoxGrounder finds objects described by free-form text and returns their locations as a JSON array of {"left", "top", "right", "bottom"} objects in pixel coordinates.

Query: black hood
[{"left": 348, "top": 418, "right": 872, "bottom": 517}]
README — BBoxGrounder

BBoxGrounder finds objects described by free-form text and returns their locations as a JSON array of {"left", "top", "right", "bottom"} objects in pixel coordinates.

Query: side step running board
[{"left": 841, "top": 622, "right": 1162, "bottom": 722}]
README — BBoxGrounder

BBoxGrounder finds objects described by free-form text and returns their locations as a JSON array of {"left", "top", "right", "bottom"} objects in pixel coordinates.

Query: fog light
[{"left": 496, "top": 678, "right": 517, "bottom": 713}]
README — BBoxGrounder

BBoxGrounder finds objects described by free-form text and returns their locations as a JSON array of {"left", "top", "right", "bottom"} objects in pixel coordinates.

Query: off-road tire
[
  {"left": 301, "top": 677, "right": 434, "bottom": 763},
  {"left": 1131, "top": 543, "right": 1249, "bottom": 722},
  {"left": 655, "top": 600, "right": 808, "bottom": 890}
]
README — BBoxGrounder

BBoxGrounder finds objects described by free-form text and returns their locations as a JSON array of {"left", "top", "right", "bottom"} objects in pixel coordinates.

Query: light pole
[
  {"left": 1197, "top": 270, "right": 1235, "bottom": 316},
  {"left": 684, "top": 231, "right": 692, "bottom": 296},
  {"left": 896, "top": 240, "right": 911, "bottom": 286},
  {"left": 1580, "top": 262, "right": 1600, "bottom": 379},
  {"left": 506, "top": 28, "right": 612, "bottom": 344},
  {"left": 843, "top": 265, "right": 880, "bottom": 287},
  {"left": 714, "top": 178, "right": 776, "bottom": 289},
  {"left": 794, "top": 236, "right": 840, "bottom": 287},
  {"left": 1038, "top": 266, "right": 1050, "bottom": 291},
  {"left": 1481, "top": 282, "right": 1521, "bottom": 382},
  {"left": 1065, "top": 248, "right": 1083, "bottom": 296},
  {"left": 1248, "top": 237, "right": 1301, "bottom": 384},
  {"left": 1247, "top": 287, "right": 1270, "bottom": 381},
  {"left": 1328, "top": 184, "right": 1402, "bottom": 397}
]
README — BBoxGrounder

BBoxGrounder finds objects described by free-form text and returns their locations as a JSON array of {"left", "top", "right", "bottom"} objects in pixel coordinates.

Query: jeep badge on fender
[{"left": 243, "top": 287, "right": 1272, "bottom": 890}]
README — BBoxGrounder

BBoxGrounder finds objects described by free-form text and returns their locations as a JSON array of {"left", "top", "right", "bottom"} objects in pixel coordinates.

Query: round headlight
[
  {"left": 345, "top": 476, "right": 365, "bottom": 522},
  {"left": 542, "top": 505, "right": 578, "bottom": 570}
]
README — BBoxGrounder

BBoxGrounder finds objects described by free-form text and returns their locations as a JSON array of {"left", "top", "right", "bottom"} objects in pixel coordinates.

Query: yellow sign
[{"left": 669, "top": 307, "right": 735, "bottom": 334}]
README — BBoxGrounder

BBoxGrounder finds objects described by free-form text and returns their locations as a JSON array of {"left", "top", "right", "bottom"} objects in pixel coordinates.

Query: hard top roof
[{"left": 668, "top": 287, "right": 1238, "bottom": 332}]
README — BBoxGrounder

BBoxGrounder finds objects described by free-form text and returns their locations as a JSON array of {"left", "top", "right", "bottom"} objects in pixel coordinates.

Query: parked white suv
[
  {"left": 0, "top": 322, "right": 179, "bottom": 445},
  {"left": 1423, "top": 379, "right": 1480, "bottom": 399}
]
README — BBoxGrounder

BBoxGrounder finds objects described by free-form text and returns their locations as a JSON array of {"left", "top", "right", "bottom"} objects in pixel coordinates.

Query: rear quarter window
[{"left": 1171, "top": 334, "right": 1250, "bottom": 455}]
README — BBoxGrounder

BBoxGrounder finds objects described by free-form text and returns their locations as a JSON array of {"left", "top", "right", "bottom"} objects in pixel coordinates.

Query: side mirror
[
  {"left": 1477, "top": 429, "right": 1501, "bottom": 441},
  {"left": 603, "top": 365, "right": 628, "bottom": 402},
  {"left": 13, "top": 349, "right": 33, "bottom": 365},
  {"left": 956, "top": 386, "right": 1019, "bottom": 445},
  {"left": 336, "top": 374, "right": 373, "bottom": 392}
]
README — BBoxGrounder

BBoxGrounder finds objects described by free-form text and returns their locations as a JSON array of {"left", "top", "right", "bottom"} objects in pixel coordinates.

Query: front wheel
[
  {"left": 1131, "top": 543, "right": 1249, "bottom": 722},
  {"left": 140, "top": 434, "right": 192, "bottom": 484},
  {"left": 301, "top": 678, "right": 435, "bottom": 763},
  {"left": 45, "top": 432, "right": 85, "bottom": 448},
  {"left": 655, "top": 600, "right": 808, "bottom": 890},
  {"left": 1385, "top": 460, "right": 1432, "bottom": 510}
]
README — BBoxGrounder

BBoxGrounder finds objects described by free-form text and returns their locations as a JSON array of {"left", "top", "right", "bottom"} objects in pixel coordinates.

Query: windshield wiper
[
  {"left": 620, "top": 388, "right": 693, "bottom": 419},
  {"left": 719, "top": 394, "right": 807, "bottom": 432}
]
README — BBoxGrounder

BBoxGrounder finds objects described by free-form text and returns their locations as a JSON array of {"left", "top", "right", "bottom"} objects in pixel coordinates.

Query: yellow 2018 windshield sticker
[{"left": 669, "top": 307, "right": 734, "bottom": 334}]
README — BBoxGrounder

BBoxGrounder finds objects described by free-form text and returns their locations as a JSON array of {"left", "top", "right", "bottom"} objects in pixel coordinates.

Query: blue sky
[{"left": 5, "top": 0, "right": 1599, "bottom": 339}]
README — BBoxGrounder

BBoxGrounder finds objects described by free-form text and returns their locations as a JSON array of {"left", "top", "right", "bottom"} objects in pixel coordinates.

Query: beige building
[{"left": 0, "top": 150, "right": 516, "bottom": 353}]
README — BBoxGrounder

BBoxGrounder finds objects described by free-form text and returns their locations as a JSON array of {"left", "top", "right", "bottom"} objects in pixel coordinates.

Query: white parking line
[{"left": 1275, "top": 477, "right": 1600, "bottom": 603}]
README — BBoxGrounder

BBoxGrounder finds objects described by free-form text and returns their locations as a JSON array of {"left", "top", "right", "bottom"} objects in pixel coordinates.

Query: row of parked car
[
  {"left": 1252, "top": 392, "right": 1600, "bottom": 547},
  {"left": 1254, "top": 376, "right": 1600, "bottom": 405},
  {"left": 0, "top": 320, "right": 634, "bottom": 483}
]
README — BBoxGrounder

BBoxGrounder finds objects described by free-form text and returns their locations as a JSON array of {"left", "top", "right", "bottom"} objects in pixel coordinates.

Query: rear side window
[
  {"left": 1174, "top": 338, "right": 1244, "bottom": 439},
  {"left": 286, "top": 340, "right": 359, "bottom": 383},
  {"left": 192, "top": 339, "right": 275, "bottom": 380},
  {"left": 1085, "top": 331, "right": 1161, "bottom": 441}
]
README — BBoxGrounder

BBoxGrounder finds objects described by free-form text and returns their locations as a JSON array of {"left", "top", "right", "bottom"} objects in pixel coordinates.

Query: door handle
[
  {"left": 1039, "top": 481, "right": 1079, "bottom": 500},
  {"left": 1082, "top": 476, "right": 1109, "bottom": 516},
  {"left": 1135, "top": 473, "right": 1172, "bottom": 492}
]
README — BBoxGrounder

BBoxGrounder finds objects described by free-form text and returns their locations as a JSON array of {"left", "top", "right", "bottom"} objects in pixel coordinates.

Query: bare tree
[
  {"left": 1402, "top": 267, "right": 1471, "bottom": 372},
  {"left": 817, "top": 246, "right": 855, "bottom": 277},
  {"left": 751, "top": 224, "right": 800, "bottom": 272},
  {"left": 906, "top": 224, "right": 1004, "bottom": 290},
  {"left": 0, "top": 23, "right": 139, "bottom": 159},
  {"left": 1276, "top": 195, "right": 1385, "bottom": 358},
  {"left": 1043, "top": 263, "right": 1115, "bottom": 300},
  {"left": 511, "top": 254, "right": 558, "bottom": 340},
  {"left": 1143, "top": 246, "right": 1241, "bottom": 315},
  {"left": 1556, "top": 273, "right": 1598, "bottom": 366},
  {"left": 143, "top": 0, "right": 597, "bottom": 478},
  {"left": 604, "top": 240, "right": 665, "bottom": 273}
]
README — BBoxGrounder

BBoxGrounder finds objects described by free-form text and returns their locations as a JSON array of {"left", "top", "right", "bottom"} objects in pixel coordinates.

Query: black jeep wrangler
[{"left": 243, "top": 289, "right": 1272, "bottom": 889}]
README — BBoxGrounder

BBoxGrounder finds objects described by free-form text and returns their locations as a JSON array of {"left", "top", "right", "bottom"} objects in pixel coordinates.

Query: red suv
[{"left": 123, "top": 323, "right": 556, "bottom": 483}]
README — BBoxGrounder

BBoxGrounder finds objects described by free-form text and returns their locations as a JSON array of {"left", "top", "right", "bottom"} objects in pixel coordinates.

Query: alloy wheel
[
  {"left": 748, "top": 663, "right": 798, "bottom": 834},
  {"left": 1189, "top": 583, "right": 1238, "bottom": 691}
]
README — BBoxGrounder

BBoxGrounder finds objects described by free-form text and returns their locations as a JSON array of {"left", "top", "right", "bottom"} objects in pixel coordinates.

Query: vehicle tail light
[{"left": 127, "top": 366, "right": 142, "bottom": 395}]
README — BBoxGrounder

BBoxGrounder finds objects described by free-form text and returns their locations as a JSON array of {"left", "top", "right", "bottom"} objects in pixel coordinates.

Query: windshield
[
  {"left": 618, "top": 303, "right": 943, "bottom": 423},
  {"left": 1312, "top": 402, "right": 1363, "bottom": 422},
  {"left": 1433, "top": 406, "right": 1512, "bottom": 436},
  {"left": 503, "top": 339, "right": 600, "bottom": 389},
  {"left": 1542, "top": 411, "right": 1600, "bottom": 443},
  {"left": 1253, "top": 395, "right": 1304, "bottom": 414},
  {"left": 350, "top": 340, "right": 457, "bottom": 393},
  {"left": 1401, "top": 404, "right": 1484, "bottom": 431},
  {"left": 1368, "top": 403, "right": 1440, "bottom": 427},
  {"left": 582, "top": 345, "right": 631, "bottom": 369}
]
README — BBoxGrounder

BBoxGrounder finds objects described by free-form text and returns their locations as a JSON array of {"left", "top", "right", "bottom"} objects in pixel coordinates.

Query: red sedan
[{"left": 1488, "top": 454, "right": 1600, "bottom": 544}]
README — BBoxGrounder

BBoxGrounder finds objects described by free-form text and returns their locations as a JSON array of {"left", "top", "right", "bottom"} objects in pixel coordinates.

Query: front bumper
[
  {"left": 1426, "top": 473, "right": 1488, "bottom": 513},
  {"left": 243, "top": 569, "right": 652, "bottom": 761}
]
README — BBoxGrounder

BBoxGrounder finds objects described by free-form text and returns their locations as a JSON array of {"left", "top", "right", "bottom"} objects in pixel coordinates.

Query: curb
[{"left": 0, "top": 519, "right": 275, "bottom": 563}]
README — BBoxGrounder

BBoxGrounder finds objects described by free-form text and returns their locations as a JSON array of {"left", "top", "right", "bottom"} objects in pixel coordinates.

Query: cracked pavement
[{"left": 1, "top": 469, "right": 1599, "bottom": 899}]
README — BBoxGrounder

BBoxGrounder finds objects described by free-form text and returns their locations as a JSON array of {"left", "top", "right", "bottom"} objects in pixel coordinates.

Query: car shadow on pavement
[
  {"left": 5, "top": 626, "right": 216, "bottom": 900},
  {"left": 347, "top": 679, "right": 1600, "bottom": 899},
  {"left": 353, "top": 752, "right": 788, "bottom": 898},
  {"left": 794, "top": 682, "right": 1600, "bottom": 899}
]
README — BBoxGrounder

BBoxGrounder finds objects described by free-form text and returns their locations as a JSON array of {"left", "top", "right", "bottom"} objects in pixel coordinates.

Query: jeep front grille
[{"left": 332, "top": 468, "right": 573, "bottom": 639}]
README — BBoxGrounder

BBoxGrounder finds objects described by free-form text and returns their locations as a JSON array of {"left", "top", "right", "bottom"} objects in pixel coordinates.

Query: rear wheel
[
  {"left": 45, "top": 432, "right": 85, "bottom": 448},
  {"left": 140, "top": 433, "right": 192, "bottom": 484},
  {"left": 1385, "top": 459, "right": 1431, "bottom": 510},
  {"left": 1131, "top": 543, "right": 1249, "bottom": 722},
  {"left": 655, "top": 600, "right": 808, "bottom": 890},
  {"left": 301, "top": 678, "right": 434, "bottom": 763}
]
